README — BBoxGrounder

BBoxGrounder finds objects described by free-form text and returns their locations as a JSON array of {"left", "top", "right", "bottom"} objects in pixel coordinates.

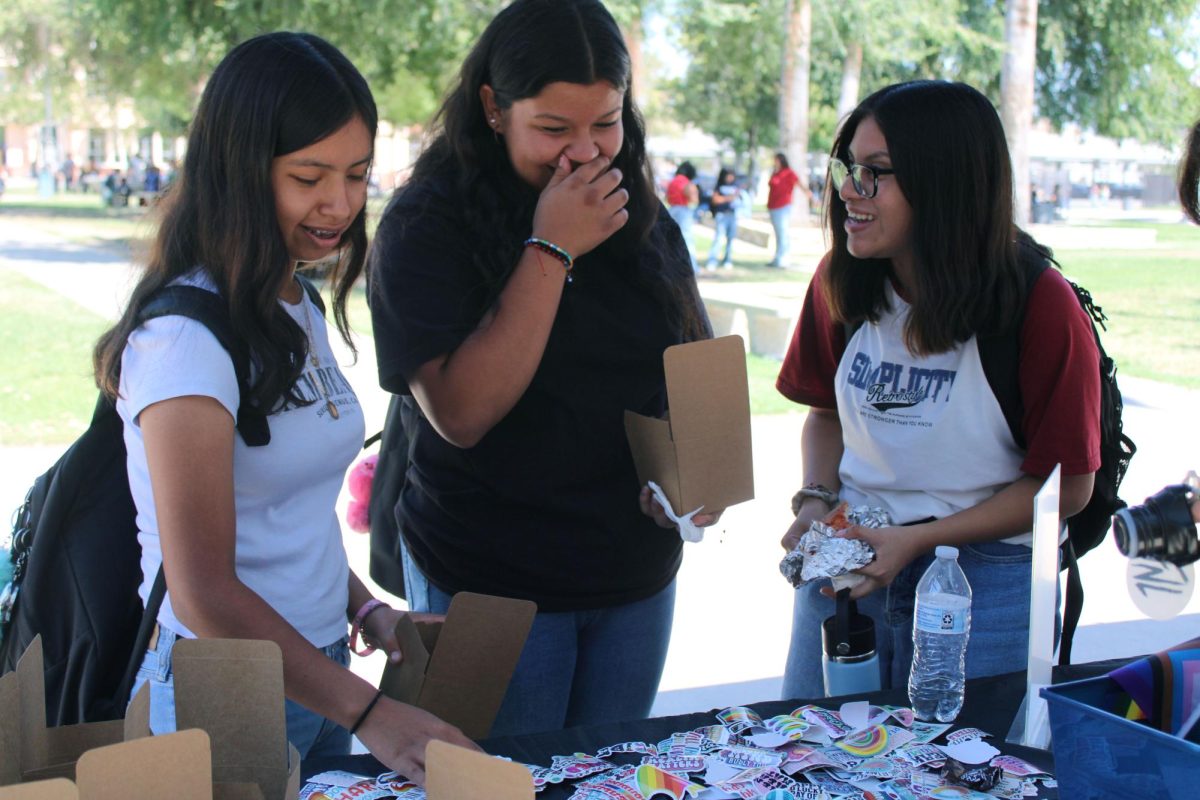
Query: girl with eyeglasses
[{"left": 775, "top": 81, "right": 1101, "bottom": 699}]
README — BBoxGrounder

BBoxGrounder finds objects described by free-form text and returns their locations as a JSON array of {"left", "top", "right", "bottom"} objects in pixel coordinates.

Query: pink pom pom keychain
[{"left": 345, "top": 454, "right": 377, "bottom": 533}]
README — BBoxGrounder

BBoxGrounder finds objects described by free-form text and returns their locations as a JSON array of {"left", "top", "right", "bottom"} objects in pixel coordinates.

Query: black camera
[{"left": 1113, "top": 484, "right": 1200, "bottom": 566}]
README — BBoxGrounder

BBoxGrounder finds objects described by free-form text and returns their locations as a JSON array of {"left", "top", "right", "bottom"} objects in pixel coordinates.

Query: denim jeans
[
  {"left": 769, "top": 206, "right": 791, "bottom": 265},
  {"left": 667, "top": 205, "right": 698, "bottom": 271},
  {"left": 707, "top": 212, "right": 738, "bottom": 266},
  {"left": 401, "top": 539, "right": 676, "bottom": 737},
  {"left": 782, "top": 541, "right": 1039, "bottom": 700},
  {"left": 130, "top": 627, "right": 352, "bottom": 759}
]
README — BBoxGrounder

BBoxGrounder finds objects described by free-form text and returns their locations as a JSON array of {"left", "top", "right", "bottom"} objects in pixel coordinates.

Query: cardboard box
[
  {"left": 624, "top": 334, "right": 755, "bottom": 515},
  {"left": 379, "top": 592, "right": 536, "bottom": 740},
  {"left": 0, "top": 779, "right": 78, "bottom": 799},
  {"left": 426, "top": 740, "right": 534, "bottom": 800},
  {"left": 0, "top": 636, "right": 151, "bottom": 786},
  {"left": 0, "top": 636, "right": 298, "bottom": 800}
]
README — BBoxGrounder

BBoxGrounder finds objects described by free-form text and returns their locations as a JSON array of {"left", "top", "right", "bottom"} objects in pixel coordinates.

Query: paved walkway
[{"left": 2, "top": 221, "right": 1198, "bottom": 718}]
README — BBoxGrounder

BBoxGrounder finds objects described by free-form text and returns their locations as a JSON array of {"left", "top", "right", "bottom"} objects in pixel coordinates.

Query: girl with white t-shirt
[
  {"left": 91, "top": 32, "right": 474, "bottom": 784},
  {"left": 776, "top": 81, "right": 1102, "bottom": 699}
]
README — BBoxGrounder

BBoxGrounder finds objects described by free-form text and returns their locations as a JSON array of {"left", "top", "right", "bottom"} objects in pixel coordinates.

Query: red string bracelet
[{"left": 524, "top": 237, "right": 574, "bottom": 282}]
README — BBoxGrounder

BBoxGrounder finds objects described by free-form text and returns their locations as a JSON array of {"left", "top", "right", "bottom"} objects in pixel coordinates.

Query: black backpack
[
  {"left": 845, "top": 239, "right": 1135, "bottom": 665},
  {"left": 0, "top": 278, "right": 322, "bottom": 725},
  {"left": 987, "top": 239, "right": 1136, "bottom": 665}
]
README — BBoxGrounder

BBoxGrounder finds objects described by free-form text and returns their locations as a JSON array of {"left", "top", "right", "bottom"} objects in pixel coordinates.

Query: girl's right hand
[
  {"left": 532, "top": 154, "right": 629, "bottom": 259},
  {"left": 356, "top": 696, "right": 482, "bottom": 786}
]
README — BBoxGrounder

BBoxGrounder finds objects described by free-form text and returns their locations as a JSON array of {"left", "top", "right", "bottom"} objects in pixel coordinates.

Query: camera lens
[{"left": 1112, "top": 485, "right": 1200, "bottom": 567}]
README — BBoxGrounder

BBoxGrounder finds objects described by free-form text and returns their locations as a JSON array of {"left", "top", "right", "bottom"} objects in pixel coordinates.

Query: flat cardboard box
[
  {"left": 426, "top": 740, "right": 534, "bottom": 800},
  {"left": 75, "top": 729, "right": 213, "bottom": 800},
  {"left": 0, "top": 779, "right": 78, "bottom": 799},
  {"left": 173, "top": 638, "right": 300, "bottom": 800},
  {"left": 379, "top": 591, "right": 536, "bottom": 740},
  {"left": 624, "top": 334, "right": 755, "bottom": 515},
  {"left": 0, "top": 636, "right": 298, "bottom": 800}
]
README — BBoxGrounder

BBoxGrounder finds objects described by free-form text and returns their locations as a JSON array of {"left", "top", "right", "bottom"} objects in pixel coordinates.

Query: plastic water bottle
[{"left": 908, "top": 545, "right": 972, "bottom": 722}]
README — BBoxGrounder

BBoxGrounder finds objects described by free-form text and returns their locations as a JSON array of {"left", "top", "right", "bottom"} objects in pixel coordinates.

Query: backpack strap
[
  {"left": 136, "top": 285, "right": 270, "bottom": 446},
  {"left": 976, "top": 238, "right": 1051, "bottom": 449}
]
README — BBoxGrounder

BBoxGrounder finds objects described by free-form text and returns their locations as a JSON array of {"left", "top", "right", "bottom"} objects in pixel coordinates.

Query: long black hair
[
  {"left": 389, "top": 0, "right": 706, "bottom": 340},
  {"left": 824, "top": 80, "right": 1028, "bottom": 356},
  {"left": 1180, "top": 118, "right": 1200, "bottom": 225},
  {"left": 94, "top": 32, "right": 377, "bottom": 412}
]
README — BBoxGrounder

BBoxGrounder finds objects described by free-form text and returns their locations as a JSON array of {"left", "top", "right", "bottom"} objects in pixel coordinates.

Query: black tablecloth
[{"left": 304, "top": 660, "right": 1129, "bottom": 797}]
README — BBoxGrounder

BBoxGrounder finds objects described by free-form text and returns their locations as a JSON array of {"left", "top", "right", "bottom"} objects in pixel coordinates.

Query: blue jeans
[
  {"left": 782, "top": 541, "right": 1037, "bottom": 700},
  {"left": 401, "top": 539, "right": 676, "bottom": 736},
  {"left": 130, "top": 628, "right": 352, "bottom": 759},
  {"left": 769, "top": 206, "right": 791, "bottom": 265},
  {"left": 707, "top": 212, "right": 737, "bottom": 266},
  {"left": 668, "top": 205, "right": 698, "bottom": 271}
]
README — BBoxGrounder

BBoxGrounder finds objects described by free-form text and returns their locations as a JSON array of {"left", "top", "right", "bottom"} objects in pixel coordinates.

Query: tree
[
  {"left": 1036, "top": 0, "right": 1200, "bottom": 145},
  {"left": 1001, "top": 0, "right": 1038, "bottom": 225},
  {"left": 670, "top": 0, "right": 786, "bottom": 177},
  {"left": 779, "top": 0, "right": 812, "bottom": 191}
]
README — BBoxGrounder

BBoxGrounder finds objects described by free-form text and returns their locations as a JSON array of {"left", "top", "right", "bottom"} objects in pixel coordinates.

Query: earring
[{"left": 489, "top": 116, "right": 498, "bottom": 128}]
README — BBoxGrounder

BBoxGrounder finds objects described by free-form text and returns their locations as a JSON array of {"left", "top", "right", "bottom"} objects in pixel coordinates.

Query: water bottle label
[{"left": 915, "top": 604, "right": 967, "bottom": 634}]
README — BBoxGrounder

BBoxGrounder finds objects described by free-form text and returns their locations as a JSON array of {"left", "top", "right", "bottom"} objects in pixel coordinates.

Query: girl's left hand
[
  {"left": 820, "top": 524, "right": 921, "bottom": 600},
  {"left": 639, "top": 486, "right": 723, "bottom": 529},
  {"left": 362, "top": 607, "right": 447, "bottom": 664}
]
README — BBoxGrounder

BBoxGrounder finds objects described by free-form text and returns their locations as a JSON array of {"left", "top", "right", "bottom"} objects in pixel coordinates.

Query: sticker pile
[{"left": 300, "top": 700, "right": 1057, "bottom": 799}]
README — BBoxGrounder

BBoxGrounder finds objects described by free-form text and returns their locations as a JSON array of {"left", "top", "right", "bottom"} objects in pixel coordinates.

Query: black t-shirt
[{"left": 369, "top": 168, "right": 703, "bottom": 611}]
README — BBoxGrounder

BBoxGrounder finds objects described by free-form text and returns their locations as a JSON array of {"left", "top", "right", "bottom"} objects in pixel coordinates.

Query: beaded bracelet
[
  {"left": 791, "top": 483, "right": 839, "bottom": 516},
  {"left": 524, "top": 237, "right": 575, "bottom": 283}
]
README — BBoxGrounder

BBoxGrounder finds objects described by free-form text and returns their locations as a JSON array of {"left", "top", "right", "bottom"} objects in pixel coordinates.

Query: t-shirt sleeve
[
  {"left": 776, "top": 254, "right": 844, "bottom": 409},
  {"left": 120, "top": 316, "right": 239, "bottom": 424},
  {"left": 368, "top": 184, "right": 487, "bottom": 395},
  {"left": 1018, "top": 269, "right": 1102, "bottom": 476}
]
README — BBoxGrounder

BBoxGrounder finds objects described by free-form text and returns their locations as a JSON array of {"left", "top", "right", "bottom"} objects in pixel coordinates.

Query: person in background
[
  {"left": 1179, "top": 117, "right": 1199, "bottom": 225},
  {"left": 775, "top": 80, "right": 1100, "bottom": 699},
  {"left": 369, "top": 0, "right": 717, "bottom": 738},
  {"left": 767, "top": 152, "right": 806, "bottom": 268},
  {"left": 666, "top": 161, "right": 700, "bottom": 270},
  {"left": 706, "top": 166, "right": 741, "bottom": 269},
  {"left": 92, "top": 31, "right": 473, "bottom": 784}
]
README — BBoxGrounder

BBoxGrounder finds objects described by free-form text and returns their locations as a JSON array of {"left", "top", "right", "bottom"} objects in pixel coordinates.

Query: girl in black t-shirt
[{"left": 368, "top": 0, "right": 715, "bottom": 737}]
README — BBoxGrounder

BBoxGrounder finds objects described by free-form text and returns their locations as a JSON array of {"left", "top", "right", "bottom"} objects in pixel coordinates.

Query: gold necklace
[{"left": 298, "top": 286, "right": 340, "bottom": 420}]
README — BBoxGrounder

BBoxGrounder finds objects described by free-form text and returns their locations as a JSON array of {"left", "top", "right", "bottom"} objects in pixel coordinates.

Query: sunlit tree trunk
[
  {"left": 1001, "top": 0, "right": 1038, "bottom": 226},
  {"left": 779, "top": 0, "right": 811, "bottom": 192},
  {"left": 836, "top": 41, "right": 863, "bottom": 127}
]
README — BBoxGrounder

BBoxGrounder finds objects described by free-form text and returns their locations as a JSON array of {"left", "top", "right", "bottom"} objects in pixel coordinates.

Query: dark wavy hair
[
  {"left": 94, "top": 32, "right": 377, "bottom": 412},
  {"left": 390, "top": 0, "right": 706, "bottom": 340},
  {"left": 824, "top": 80, "right": 1029, "bottom": 355},
  {"left": 1180, "top": 118, "right": 1200, "bottom": 225}
]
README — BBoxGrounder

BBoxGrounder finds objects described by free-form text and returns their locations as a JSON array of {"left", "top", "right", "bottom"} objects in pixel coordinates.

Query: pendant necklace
[{"left": 298, "top": 285, "right": 340, "bottom": 420}]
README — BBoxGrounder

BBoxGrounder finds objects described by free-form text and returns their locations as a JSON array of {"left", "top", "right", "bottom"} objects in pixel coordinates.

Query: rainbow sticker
[
  {"left": 835, "top": 723, "right": 890, "bottom": 757},
  {"left": 635, "top": 764, "right": 701, "bottom": 799}
]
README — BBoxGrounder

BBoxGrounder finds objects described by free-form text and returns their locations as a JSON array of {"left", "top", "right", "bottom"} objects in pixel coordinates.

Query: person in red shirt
[
  {"left": 767, "top": 152, "right": 806, "bottom": 267},
  {"left": 666, "top": 161, "right": 700, "bottom": 270}
]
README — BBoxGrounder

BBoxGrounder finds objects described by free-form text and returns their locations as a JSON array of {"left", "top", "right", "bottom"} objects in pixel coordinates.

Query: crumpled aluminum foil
[{"left": 779, "top": 505, "right": 890, "bottom": 588}]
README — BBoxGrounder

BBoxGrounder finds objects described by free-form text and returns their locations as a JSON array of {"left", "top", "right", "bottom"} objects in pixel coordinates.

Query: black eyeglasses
[{"left": 829, "top": 157, "right": 895, "bottom": 199}]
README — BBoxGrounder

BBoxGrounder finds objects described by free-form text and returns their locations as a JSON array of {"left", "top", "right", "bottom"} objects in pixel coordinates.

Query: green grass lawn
[
  {"left": 0, "top": 270, "right": 108, "bottom": 445},
  {"left": 4, "top": 191, "right": 1198, "bottom": 445}
]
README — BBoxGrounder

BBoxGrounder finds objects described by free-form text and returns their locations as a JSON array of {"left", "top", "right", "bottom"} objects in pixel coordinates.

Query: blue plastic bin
[{"left": 1041, "top": 677, "right": 1200, "bottom": 799}]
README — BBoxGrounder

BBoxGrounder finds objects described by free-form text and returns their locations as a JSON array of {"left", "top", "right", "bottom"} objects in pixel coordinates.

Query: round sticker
[{"left": 1125, "top": 557, "right": 1195, "bottom": 620}]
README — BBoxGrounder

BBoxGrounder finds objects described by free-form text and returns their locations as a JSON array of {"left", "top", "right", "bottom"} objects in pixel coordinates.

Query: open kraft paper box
[
  {"left": 0, "top": 636, "right": 300, "bottom": 800},
  {"left": 379, "top": 591, "right": 536, "bottom": 740},
  {"left": 624, "top": 334, "right": 755, "bottom": 516}
]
